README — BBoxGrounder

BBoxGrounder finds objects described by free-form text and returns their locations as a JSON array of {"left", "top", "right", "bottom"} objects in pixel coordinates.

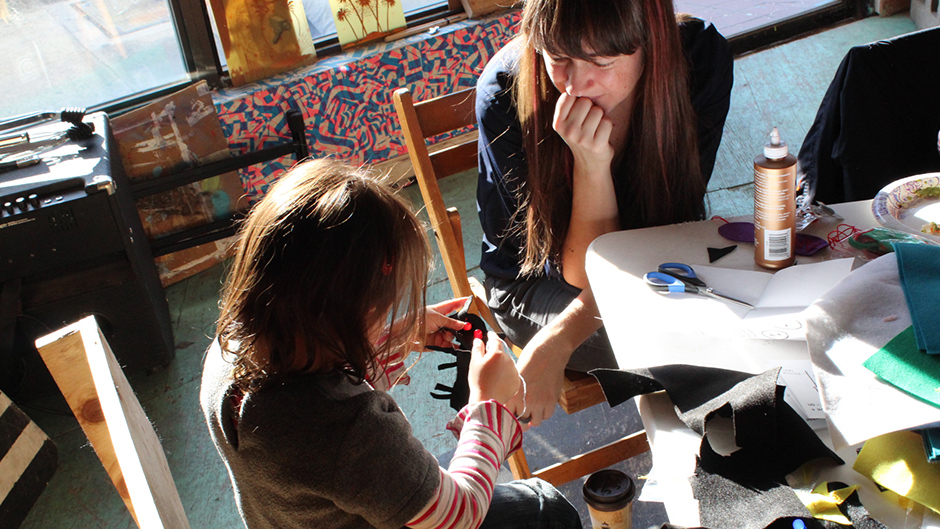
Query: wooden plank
[
  {"left": 558, "top": 370, "right": 607, "bottom": 413},
  {"left": 429, "top": 141, "right": 478, "bottom": 182},
  {"left": 532, "top": 431, "right": 650, "bottom": 487},
  {"left": 35, "top": 316, "right": 190, "bottom": 529},
  {"left": 506, "top": 448, "right": 533, "bottom": 480}
]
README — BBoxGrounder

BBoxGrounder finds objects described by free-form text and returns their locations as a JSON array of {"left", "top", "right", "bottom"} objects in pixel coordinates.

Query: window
[
  {"left": 0, "top": 0, "right": 191, "bottom": 120},
  {"left": 0, "top": 0, "right": 447, "bottom": 121}
]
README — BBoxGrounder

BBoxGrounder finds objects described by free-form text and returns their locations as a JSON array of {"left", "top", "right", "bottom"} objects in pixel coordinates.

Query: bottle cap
[
  {"left": 582, "top": 470, "right": 636, "bottom": 512},
  {"left": 764, "top": 126, "right": 789, "bottom": 159}
]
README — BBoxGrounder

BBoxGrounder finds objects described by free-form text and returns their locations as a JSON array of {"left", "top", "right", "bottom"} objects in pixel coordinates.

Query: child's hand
[
  {"left": 468, "top": 331, "right": 520, "bottom": 405},
  {"left": 423, "top": 298, "right": 471, "bottom": 350}
]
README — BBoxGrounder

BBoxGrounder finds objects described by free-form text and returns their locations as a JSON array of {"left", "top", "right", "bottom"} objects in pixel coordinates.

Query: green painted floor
[{"left": 18, "top": 12, "right": 917, "bottom": 529}]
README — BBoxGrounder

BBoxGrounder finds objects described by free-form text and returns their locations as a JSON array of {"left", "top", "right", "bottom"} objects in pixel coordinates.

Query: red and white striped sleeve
[
  {"left": 366, "top": 348, "right": 410, "bottom": 391},
  {"left": 406, "top": 400, "right": 523, "bottom": 529}
]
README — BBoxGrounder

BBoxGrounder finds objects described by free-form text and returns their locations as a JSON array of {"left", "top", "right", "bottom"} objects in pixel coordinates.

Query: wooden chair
[
  {"left": 35, "top": 316, "right": 190, "bottom": 529},
  {"left": 393, "top": 87, "right": 649, "bottom": 486}
]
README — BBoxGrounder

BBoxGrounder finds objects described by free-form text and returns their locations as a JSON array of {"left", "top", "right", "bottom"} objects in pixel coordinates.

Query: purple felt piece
[
  {"left": 795, "top": 234, "right": 828, "bottom": 256},
  {"left": 717, "top": 222, "right": 828, "bottom": 256},
  {"left": 717, "top": 222, "right": 754, "bottom": 243}
]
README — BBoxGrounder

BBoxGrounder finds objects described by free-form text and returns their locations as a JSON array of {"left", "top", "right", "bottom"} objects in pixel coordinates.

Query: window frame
[{"left": 728, "top": 0, "right": 863, "bottom": 56}]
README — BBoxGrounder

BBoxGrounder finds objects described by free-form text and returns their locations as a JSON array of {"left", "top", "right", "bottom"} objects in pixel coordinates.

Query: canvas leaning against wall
[
  {"left": 329, "top": 0, "right": 406, "bottom": 48},
  {"left": 207, "top": 0, "right": 318, "bottom": 86},
  {"left": 111, "top": 81, "right": 246, "bottom": 286}
]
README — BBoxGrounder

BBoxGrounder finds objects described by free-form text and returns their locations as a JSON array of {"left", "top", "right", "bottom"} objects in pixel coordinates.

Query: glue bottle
[{"left": 754, "top": 126, "right": 797, "bottom": 269}]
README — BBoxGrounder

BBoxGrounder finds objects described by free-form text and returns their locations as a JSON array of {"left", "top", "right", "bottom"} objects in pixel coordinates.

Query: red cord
[{"left": 827, "top": 223, "right": 858, "bottom": 248}]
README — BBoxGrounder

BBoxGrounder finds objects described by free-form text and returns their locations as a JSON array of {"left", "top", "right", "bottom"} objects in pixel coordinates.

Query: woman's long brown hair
[
  {"left": 513, "top": 0, "right": 706, "bottom": 276},
  {"left": 217, "top": 159, "right": 430, "bottom": 391}
]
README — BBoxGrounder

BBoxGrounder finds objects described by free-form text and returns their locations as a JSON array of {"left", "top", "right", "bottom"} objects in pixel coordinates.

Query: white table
[
  {"left": 585, "top": 200, "right": 874, "bottom": 372},
  {"left": 584, "top": 201, "right": 937, "bottom": 528}
]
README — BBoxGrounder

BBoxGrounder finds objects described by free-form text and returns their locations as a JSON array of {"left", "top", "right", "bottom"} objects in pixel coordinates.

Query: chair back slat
[
  {"left": 413, "top": 88, "right": 477, "bottom": 138},
  {"left": 429, "top": 141, "right": 478, "bottom": 181}
]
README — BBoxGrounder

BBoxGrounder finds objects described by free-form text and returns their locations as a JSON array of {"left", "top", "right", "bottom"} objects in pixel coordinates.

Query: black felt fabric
[
  {"left": 592, "top": 365, "right": 841, "bottom": 483},
  {"left": 691, "top": 460, "right": 815, "bottom": 529},
  {"left": 591, "top": 365, "right": 851, "bottom": 528},
  {"left": 707, "top": 245, "right": 737, "bottom": 263}
]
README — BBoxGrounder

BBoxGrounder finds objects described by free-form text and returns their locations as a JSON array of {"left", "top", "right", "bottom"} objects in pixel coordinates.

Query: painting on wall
[
  {"left": 328, "top": 0, "right": 406, "bottom": 48},
  {"left": 207, "top": 0, "right": 318, "bottom": 86}
]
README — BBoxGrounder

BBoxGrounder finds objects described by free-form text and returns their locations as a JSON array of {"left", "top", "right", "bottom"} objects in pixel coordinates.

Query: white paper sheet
[
  {"left": 776, "top": 359, "right": 827, "bottom": 424},
  {"left": 654, "top": 258, "right": 856, "bottom": 341}
]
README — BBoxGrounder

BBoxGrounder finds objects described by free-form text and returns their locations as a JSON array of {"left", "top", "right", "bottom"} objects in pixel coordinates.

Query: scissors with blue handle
[{"left": 644, "top": 262, "right": 753, "bottom": 308}]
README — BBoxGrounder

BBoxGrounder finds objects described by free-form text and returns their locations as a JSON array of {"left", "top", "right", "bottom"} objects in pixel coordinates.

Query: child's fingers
[
  {"left": 485, "top": 331, "right": 506, "bottom": 356},
  {"left": 447, "top": 319, "right": 472, "bottom": 332},
  {"left": 429, "top": 297, "right": 470, "bottom": 315},
  {"left": 472, "top": 329, "right": 485, "bottom": 356}
]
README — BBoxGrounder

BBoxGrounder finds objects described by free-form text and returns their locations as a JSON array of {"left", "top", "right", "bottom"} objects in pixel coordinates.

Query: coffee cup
[{"left": 582, "top": 469, "right": 636, "bottom": 529}]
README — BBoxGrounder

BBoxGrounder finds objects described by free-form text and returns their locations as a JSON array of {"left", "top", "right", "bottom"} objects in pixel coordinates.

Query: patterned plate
[{"left": 871, "top": 173, "right": 940, "bottom": 243}]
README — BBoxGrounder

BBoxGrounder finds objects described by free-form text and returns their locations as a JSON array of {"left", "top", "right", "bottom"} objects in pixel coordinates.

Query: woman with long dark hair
[{"left": 476, "top": 0, "right": 733, "bottom": 425}]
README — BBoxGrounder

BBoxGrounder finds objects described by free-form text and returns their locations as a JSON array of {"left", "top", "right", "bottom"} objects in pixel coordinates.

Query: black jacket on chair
[{"left": 798, "top": 26, "right": 940, "bottom": 204}]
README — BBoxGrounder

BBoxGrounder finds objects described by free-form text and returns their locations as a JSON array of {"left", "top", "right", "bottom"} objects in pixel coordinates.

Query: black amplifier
[{"left": 0, "top": 112, "right": 174, "bottom": 402}]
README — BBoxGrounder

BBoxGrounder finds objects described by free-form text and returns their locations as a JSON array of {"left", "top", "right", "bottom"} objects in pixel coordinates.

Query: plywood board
[{"left": 35, "top": 317, "right": 190, "bottom": 529}]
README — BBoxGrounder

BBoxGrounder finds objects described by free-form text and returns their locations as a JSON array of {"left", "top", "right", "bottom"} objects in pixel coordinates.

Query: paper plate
[{"left": 871, "top": 173, "right": 940, "bottom": 243}]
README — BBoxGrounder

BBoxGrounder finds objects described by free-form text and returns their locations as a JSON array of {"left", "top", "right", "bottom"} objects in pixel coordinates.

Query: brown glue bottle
[{"left": 754, "top": 127, "right": 797, "bottom": 269}]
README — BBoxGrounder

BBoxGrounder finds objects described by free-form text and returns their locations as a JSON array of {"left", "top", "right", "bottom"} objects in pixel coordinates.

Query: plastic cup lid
[{"left": 582, "top": 470, "right": 636, "bottom": 511}]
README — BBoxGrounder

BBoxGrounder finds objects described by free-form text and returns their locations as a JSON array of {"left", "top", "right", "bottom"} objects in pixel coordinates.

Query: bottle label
[{"left": 762, "top": 228, "right": 792, "bottom": 261}]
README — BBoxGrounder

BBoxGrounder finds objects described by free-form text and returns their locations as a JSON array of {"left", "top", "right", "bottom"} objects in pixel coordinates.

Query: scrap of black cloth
[
  {"left": 591, "top": 365, "right": 841, "bottom": 483},
  {"left": 690, "top": 472, "right": 887, "bottom": 529},
  {"left": 691, "top": 461, "right": 816, "bottom": 529},
  {"left": 708, "top": 245, "right": 737, "bottom": 263}
]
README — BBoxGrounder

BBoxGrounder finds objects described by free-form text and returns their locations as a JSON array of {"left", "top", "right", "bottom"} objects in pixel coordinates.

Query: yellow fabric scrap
[
  {"left": 853, "top": 430, "right": 940, "bottom": 514},
  {"left": 794, "top": 482, "right": 858, "bottom": 524}
]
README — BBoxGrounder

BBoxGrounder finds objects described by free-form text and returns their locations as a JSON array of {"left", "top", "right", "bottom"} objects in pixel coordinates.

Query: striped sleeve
[
  {"left": 406, "top": 400, "right": 523, "bottom": 529},
  {"left": 366, "top": 347, "right": 410, "bottom": 391}
]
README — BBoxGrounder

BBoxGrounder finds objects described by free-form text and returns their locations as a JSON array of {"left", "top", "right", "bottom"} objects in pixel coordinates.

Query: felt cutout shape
[
  {"left": 427, "top": 298, "right": 488, "bottom": 411},
  {"left": 863, "top": 325, "right": 940, "bottom": 408},
  {"left": 853, "top": 430, "right": 940, "bottom": 515},
  {"left": 708, "top": 245, "right": 737, "bottom": 263}
]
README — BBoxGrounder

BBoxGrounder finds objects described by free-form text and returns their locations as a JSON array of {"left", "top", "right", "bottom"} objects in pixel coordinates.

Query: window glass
[{"left": 0, "top": 0, "right": 189, "bottom": 119}]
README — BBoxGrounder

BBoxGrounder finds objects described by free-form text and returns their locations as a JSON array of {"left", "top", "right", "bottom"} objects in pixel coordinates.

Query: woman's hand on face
[
  {"left": 468, "top": 331, "right": 521, "bottom": 405},
  {"left": 422, "top": 298, "right": 471, "bottom": 350},
  {"left": 553, "top": 92, "right": 615, "bottom": 169}
]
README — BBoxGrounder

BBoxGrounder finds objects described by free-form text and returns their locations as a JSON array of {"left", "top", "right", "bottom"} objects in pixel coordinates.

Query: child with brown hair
[{"left": 200, "top": 158, "right": 581, "bottom": 529}]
